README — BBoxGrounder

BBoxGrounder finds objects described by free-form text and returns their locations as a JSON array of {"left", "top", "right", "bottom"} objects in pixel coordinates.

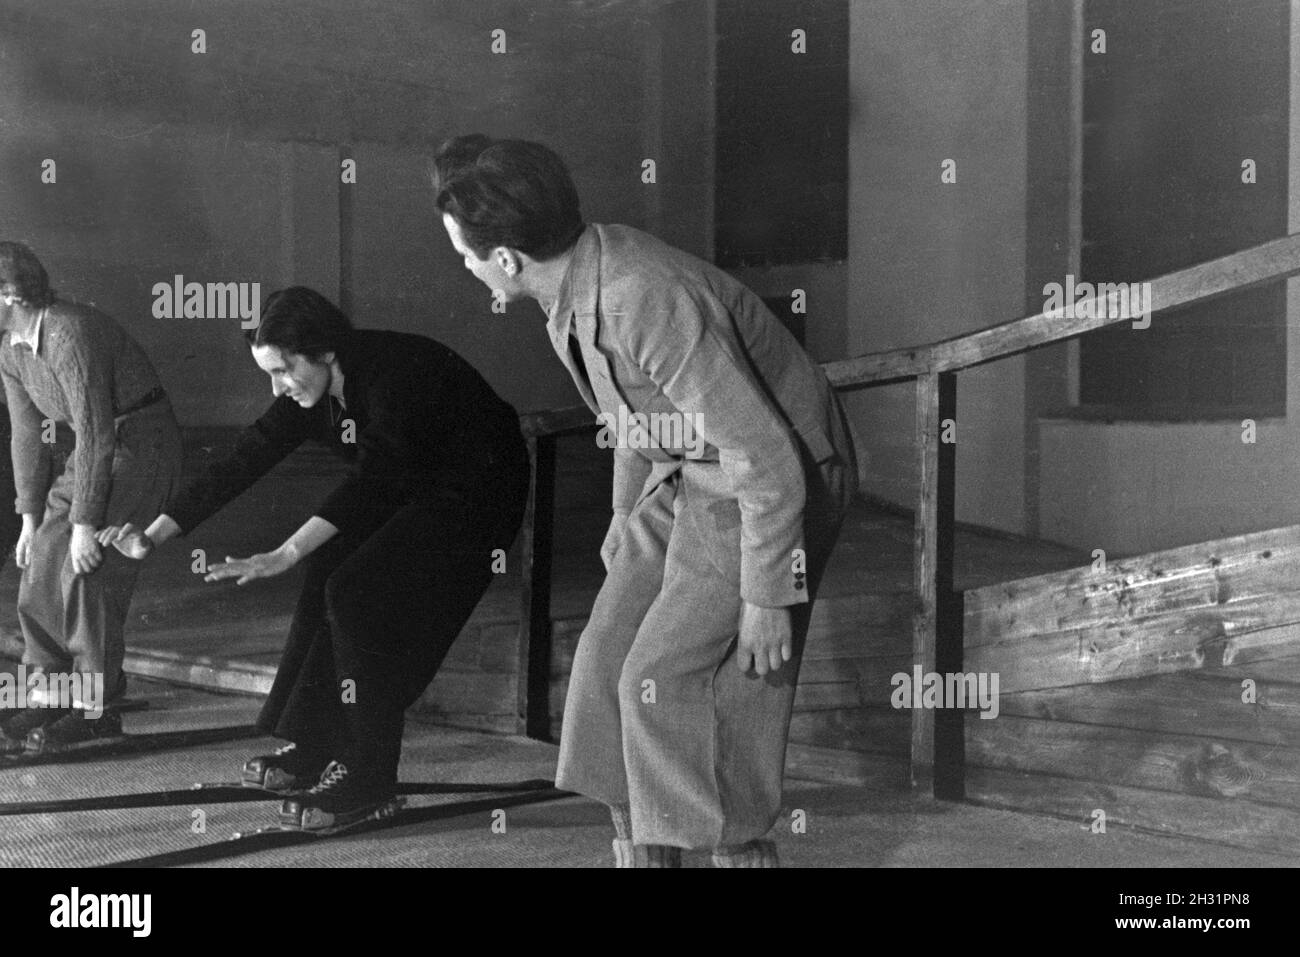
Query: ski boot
[
  {"left": 241, "top": 742, "right": 332, "bottom": 793},
  {"left": 277, "top": 761, "right": 402, "bottom": 834},
  {"left": 24, "top": 709, "right": 123, "bottom": 755},
  {"left": 1, "top": 708, "right": 69, "bottom": 755}
]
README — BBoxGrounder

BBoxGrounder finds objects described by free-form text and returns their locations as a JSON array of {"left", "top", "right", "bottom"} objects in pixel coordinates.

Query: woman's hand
[
  {"left": 70, "top": 523, "right": 103, "bottom": 575},
  {"left": 96, "top": 523, "right": 155, "bottom": 560},
  {"left": 204, "top": 546, "right": 298, "bottom": 585}
]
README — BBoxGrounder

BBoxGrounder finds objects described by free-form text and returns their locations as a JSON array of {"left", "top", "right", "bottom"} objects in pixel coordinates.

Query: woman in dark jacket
[{"left": 103, "top": 287, "right": 530, "bottom": 830}]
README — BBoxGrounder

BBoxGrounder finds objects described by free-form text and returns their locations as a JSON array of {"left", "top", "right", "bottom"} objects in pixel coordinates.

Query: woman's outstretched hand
[
  {"left": 204, "top": 546, "right": 298, "bottom": 585},
  {"left": 96, "top": 524, "right": 154, "bottom": 561}
]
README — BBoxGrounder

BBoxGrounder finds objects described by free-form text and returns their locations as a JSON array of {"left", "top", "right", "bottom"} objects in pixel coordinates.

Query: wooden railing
[{"left": 512, "top": 232, "right": 1300, "bottom": 793}]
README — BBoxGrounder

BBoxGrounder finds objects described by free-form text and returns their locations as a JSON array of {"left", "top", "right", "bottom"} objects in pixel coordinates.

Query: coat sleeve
[
  {"left": 165, "top": 396, "right": 306, "bottom": 535},
  {"left": 624, "top": 285, "right": 808, "bottom": 607},
  {"left": 47, "top": 327, "right": 118, "bottom": 526},
  {"left": 1, "top": 364, "right": 51, "bottom": 516}
]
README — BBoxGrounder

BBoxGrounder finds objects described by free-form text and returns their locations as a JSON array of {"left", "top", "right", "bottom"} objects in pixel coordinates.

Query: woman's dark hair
[
  {"left": 0, "top": 242, "right": 56, "bottom": 308},
  {"left": 431, "top": 134, "right": 584, "bottom": 261},
  {"left": 244, "top": 286, "right": 353, "bottom": 362}
]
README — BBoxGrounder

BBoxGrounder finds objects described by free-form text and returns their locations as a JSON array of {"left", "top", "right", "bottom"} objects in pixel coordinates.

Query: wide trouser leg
[
  {"left": 329, "top": 493, "right": 525, "bottom": 781},
  {"left": 257, "top": 538, "right": 353, "bottom": 755},
  {"left": 260, "top": 484, "right": 528, "bottom": 781},
  {"left": 618, "top": 464, "right": 845, "bottom": 850},
  {"left": 555, "top": 477, "right": 676, "bottom": 806},
  {"left": 17, "top": 473, "right": 77, "bottom": 682},
  {"left": 18, "top": 402, "right": 182, "bottom": 705},
  {"left": 20, "top": 489, "right": 144, "bottom": 705}
]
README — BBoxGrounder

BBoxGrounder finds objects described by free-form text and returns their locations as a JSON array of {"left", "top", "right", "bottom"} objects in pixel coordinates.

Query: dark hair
[
  {"left": 432, "top": 135, "right": 584, "bottom": 261},
  {"left": 0, "top": 242, "right": 56, "bottom": 308},
  {"left": 244, "top": 286, "right": 353, "bottom": 362}
]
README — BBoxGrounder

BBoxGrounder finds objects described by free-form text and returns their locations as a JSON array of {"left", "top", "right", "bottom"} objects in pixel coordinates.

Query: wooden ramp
[{"left": 962, "top": 524, "right": 1300, "bottom": 855}]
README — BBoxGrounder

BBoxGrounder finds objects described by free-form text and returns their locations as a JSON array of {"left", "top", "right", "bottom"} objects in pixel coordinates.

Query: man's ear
[{"left": 494, "top": 247, "right": 522, "bottom": 277}]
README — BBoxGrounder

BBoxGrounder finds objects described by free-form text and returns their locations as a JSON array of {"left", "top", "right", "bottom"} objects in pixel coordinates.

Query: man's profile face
[
  {"left": 0, "top": 285, "right": 19, "bottom": 328},
  {"left": 442, "top": 213, "right": 524, "bottom": 303},
  {"left": 251, "top": 344, "right": 333, "bottom": 408}
]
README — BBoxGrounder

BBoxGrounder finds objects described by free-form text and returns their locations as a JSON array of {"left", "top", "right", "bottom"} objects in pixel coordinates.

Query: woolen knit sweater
[{"left": 1, "top": 302, "right": 165, "bottom": 526}]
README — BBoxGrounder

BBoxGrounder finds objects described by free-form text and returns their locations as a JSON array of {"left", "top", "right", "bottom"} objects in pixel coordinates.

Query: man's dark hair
[
  {"left": 0, "top": 242, "right": 56, "bottom": 308},
  {"left": 244, "top": 286, "right": 353, "bottom": 362},
  {"left": 432, "top": 135, "right": 584, "bottom": 261}
]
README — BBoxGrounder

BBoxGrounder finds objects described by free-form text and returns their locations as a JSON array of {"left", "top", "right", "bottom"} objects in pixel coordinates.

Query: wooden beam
[
  {"left": 965, "top": 523, "right": 1300, "bottom": 648},
  {"left": 965, "top": 609, "right": 1300, "bottom": 695},
  {"left": 912, "top": 372, "right": 958, "bottom": 795},
  {"left": 996, "top": 669, "right": 1300, "bottom": 746},
  {"left": 965, "top": 765, "right": 1300, "bottom": 855},
  {"left": 819, "top": 232, "right": 1300, "bottom": 393},
  {"left": 930, "top": 233, "right": 1300, "bottom": 372},
  {"left": 518, "top": 404, "right": 597, "bottom": 439},
  {"left": 967, "top": 714, "right": 1300, "bottom": 809},
  {"left": 516, "top": 435, "right": 557, "bottom": 740},
  {"left": 821, "top": 346, "right": 931, "bottom": 390}
]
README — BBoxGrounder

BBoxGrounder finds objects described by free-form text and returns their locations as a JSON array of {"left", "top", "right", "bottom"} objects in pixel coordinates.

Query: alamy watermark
[
  {"left": 1043, "top": 274, "right": 1152, "bottom": 329},
  {"left": 151, "top": 275, "right": 260, "bottom": 328},
  {"left": 0, "top": 666, "right": 104, "bottom": 717},
  {"left": 890, "top": 665, "right": 1000, "bottom": 719},
  {"left": 50, "top": 887, "right": 151, "bottom": 937},
  {"left": 596, "top": 404, "right": 705, "bottom": 456}
]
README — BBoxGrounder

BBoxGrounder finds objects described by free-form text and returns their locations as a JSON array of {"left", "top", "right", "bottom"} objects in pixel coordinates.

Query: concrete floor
[{"left": 1, "top": 674, "right": 1293, "bottom": 868}]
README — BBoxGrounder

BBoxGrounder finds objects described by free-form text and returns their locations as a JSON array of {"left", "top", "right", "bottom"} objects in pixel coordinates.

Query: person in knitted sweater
[{"left": 0, "top": 242, "right": 183, "bottom": 753}]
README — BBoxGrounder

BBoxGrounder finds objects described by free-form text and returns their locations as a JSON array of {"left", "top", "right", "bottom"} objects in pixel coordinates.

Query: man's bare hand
[
  {"left": 737, "top": 602, "right": 793, "bottom": 676},
  {"left": 70, "top": 524, "right": 103, "bottom": 575},
  {"left": 14, "top": 523, "right": 34, "bottom": 570}
]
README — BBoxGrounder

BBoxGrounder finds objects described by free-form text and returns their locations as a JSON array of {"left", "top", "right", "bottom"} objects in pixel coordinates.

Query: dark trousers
[{"left": 259, "top": 474, "right": 528, "bottom": 783}]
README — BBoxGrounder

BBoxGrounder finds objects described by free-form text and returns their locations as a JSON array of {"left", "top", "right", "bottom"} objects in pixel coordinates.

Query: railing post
[
  {"left": 517, "top": 434, "right": 556, "bottom": 740},
  {"left": 913, "top": 371, "right": 960, "bottom": 796}
]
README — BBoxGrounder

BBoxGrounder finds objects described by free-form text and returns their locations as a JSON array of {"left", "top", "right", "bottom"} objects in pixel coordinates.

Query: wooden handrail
[
  {"left": 519, "top": 404, "right": 596, "bottom": 439},
  {"left": 513, "top": 232, "right": 1300, "bottom": 792},
  {"left": 820, "top": 233, "right": 1300, "bottom": 389}
]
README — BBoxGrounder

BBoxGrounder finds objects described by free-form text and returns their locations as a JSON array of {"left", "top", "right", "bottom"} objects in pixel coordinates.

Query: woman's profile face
[{"left": 251, "top": 344, "right": 333, "bottom": 408}]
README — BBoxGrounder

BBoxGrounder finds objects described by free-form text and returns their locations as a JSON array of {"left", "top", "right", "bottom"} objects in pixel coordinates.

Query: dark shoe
[
  {"left": 24, "top": 709, "right": 123, "bottom": 754},
  {"left": 278, "top": 761, "right": 399, "bottom": 832},
  {"left": 2, "top": 708, "right": 73, "bottom": 753},
  {"left": 2, "top": 706, "right": 68, "bottom": 735},
  {"left": 242, "top": 742, "right": 332, "bottom": 792}
]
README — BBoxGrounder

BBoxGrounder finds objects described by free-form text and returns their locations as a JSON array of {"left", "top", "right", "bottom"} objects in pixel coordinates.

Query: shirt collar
[
  {"left": 546, "top": 225, "right": 601, "bottom": 338},
  {"left": 9, "top": 309, "right": 44, "bottom": 355}
]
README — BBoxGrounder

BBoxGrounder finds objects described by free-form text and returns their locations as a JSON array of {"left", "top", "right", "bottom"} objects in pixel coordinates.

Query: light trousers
[
  {"left": 18, "top": 400, "right": 182, "bottom": 703},
  {"left": 556, "top": 454, "right": 852, "bottom": 849}
]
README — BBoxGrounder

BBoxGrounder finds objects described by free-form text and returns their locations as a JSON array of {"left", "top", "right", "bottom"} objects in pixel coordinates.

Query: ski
[
  {"left": 0, "top": 777, "right": 557, "bottom": 815},
  {"left": 100, "top": 787, "right": 573, "bottom": 867},
  {"left": 0, "top": 724, "right": 263, "bottom": 768}
]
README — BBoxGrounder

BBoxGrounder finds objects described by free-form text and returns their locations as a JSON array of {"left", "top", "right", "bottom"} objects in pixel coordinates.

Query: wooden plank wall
[{"left": 964, "top": 525, "right": 1300, "bottom": 856}]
